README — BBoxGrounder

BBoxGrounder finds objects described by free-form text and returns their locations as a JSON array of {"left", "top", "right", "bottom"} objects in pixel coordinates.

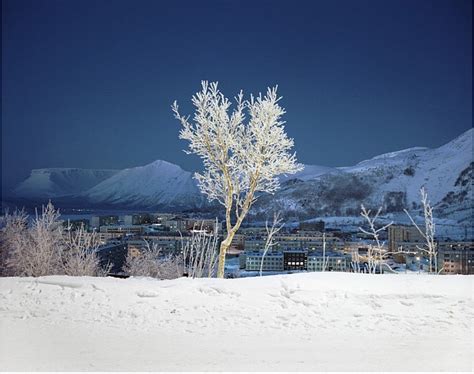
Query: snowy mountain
[
  {"left": 279, "top": 164, "right": 341, "bottom": 182},
  {"left": 253, "top": 128, "right": 473, "bottom": 223},
  {"left": 11, "top": 129, "right": 472, "bottom": 221},
  {"left": 81, "top": 160, "right": 207, "bottom": 210},
  {"left": 80, "top": 161, "right": 339, "bottom": 211},
  {"left": 13, "top": 168, "right": 119, "bottom": 199}
]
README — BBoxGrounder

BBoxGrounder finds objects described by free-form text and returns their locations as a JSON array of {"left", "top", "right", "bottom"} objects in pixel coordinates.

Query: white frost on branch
[
  {"left": 1, "top": 202, "right": 107, "bottom": 277},
  {"left": 173, "top": 81, "right": 302, "bottom": 278},
  {"left": 404, "top": 187, "right": 438, "bottom": 273},
  {"left": 359, "top": 205, "right": 393, "bottom": 274},
  {"left": 62, "top": 223, "right": 109, "bottom": 277},
  {"left": 321, "top": 232, "right": 329, "bottom": 272},
  {"left": 124, "top": 240, "right": 182, "bottom": 280},
  {"left": 180, "top": 219, "right": 220, "bottom": 278},
  {"left": 260, "top": 212, "right": 284, "bottom": 276}
]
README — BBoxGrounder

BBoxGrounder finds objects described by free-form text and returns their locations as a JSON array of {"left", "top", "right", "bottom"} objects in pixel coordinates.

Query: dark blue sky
[{"left": 2, "top": 0, "right": 472, "bottom": 193}]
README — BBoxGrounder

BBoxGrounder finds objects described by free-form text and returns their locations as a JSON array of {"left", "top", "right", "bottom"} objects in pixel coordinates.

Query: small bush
[
  {"left": 124, "top": 242, "right": 183, "bottom": 279},
  {"left": 1, "top": 203, "right": 107, "bottom": 277}
]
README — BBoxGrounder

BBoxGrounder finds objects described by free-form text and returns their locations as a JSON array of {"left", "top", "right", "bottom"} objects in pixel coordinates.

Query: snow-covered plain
[{"left": 0, "top": 273, "right": 472, "bottom": 371}]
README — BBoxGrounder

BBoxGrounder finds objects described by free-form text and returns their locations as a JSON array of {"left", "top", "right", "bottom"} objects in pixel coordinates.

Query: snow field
[{"left": 0, "top": 273, "right": 472, "bottom": 371}]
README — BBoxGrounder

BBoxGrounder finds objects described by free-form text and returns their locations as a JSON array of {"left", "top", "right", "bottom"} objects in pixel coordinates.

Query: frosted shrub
[
  {"left": 2, "top": 203, "right": 64, "bottom": 277},
  {"left": 62, "top": 224, "right": 108, "bottom": 276},
  {"left": 181, "top": 221, "right": 219, "bottom": 278},
  {"left": 1, "top": 209, "right": 30, "bottom": 276},
  {"left": 124, "top": 242, "right": 183, "bottom": 279},
  {"left": 1, "top": 202, "right": 109, "bottom": 277}
]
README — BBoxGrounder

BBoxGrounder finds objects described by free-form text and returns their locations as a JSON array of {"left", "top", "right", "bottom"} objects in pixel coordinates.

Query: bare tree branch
[
  {"left": 259, "top": 212, "right": 284, "bottom": 276},
  {"left": 173, "top": 81, "right": 302, "bottom": 277}
]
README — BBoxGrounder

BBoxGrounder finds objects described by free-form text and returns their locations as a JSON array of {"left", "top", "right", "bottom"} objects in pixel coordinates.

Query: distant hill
[
  {"left": 252, "top": 128, "right": 473, "bottom": 223},
  {"left": 11, "top": 129, "right": 473, "bottom": 222},
  {"left": 82, "top": 160, "right": 208, "bottom": 210},
  {"left": 13, "top": 168, "right": 119, "bottom": 199}
]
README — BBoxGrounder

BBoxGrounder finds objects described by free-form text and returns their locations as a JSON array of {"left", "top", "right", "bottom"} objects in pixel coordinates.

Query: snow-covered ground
[{"left": 0, "top": 273, "right": 472, "bottom": 371}]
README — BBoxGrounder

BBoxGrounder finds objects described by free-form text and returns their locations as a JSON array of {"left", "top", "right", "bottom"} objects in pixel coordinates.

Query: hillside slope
[
  {"left": 82, "top": 160, "right": 207, "bottom": 210},
  {"left": 253, "top": 129, "right": 473, "bottom": 222},
  {"left": 11, "top": 129, "right": 472, "bottom": 221},
  {"left": 13, "top": 168, "right": 119, "bottom": 198}
]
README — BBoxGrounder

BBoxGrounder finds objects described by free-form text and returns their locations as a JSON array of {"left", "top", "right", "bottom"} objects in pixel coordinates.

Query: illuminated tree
[
  {"left": 404, "top": 187, "right": 438, "bottom": 273},
  {"left": 173, "top": 81, "right": 302, "bottom": 277}
]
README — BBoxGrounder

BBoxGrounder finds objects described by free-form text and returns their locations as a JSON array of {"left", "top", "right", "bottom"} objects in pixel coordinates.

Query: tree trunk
[{"left": 217, "top": 233, "right": 235, "bottom": 278}]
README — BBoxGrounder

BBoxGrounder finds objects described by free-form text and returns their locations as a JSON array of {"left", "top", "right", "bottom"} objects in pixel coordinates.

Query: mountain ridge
[
  {"left": 12, "top": 168, "right": 119, "bottom": 199},
  {"left": 10, "top": 129, "right": 473, "bottom": 221}
]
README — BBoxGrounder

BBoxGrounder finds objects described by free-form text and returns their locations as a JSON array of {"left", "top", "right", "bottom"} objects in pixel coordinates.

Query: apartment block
[
  {"left": 244, "top": 251, "right": 284, "bottom": 272},
  {"left": 438, "top": 241, "right": 474, "bottom": 274},
  {"left": 307, "top": 251, "right": 347, "bottom": 272},
  {"left": 388, "top": 225, "right": 424, "bottom": 253}
]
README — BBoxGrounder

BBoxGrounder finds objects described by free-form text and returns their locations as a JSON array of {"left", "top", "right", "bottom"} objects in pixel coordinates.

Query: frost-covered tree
[
  {"left": 173, "top": 81, "right": 302, "bottom": 278},
  {"left": 180, "top": 220, "right": 219, "bottom": 278},
  {"left": 260, "top": 212, "right": 284, "bottom": 276},
  {"left": 321, "top": 232, "right": 329, "bottom": 272},
  {"left": 359, "top": 205, "right": 393, "bottom": 274},
  {"left": 404, "top": 187, "right": 438, "bottom": 273}
]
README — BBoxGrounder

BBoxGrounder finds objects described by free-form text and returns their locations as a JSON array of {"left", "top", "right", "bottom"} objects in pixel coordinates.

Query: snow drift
[{"left": 0, "top": 273, "right": 472, "bottom": 371}]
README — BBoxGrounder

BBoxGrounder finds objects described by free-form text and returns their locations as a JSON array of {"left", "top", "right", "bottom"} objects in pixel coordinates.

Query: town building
[
  {"left": 244, "top": 251, "right": 284, "bottom": 272},
  {"left": 95, "top": 241, "right": 128, "bottom": 274},
  {"left": 228, "top": 234, "right": 245, "bottom": 254},
  {"left": 122, "top": 213, "right": 153, "bottom": 226},
  {"left": 242, "top": 248, "right": 348, "bottom": 273},
  {"left": 244, "top": 237, "right": 266, "bottom": 251},
  {"left": 438, "top": 241, "right": 474, "bottom": 274},
  {"left": 63, "top": 219, "right": 89, "bottom": 231},
  {"left": 97, "top": 232, "right": 123, "bottom": 244},
  {"left": 283, "top": 250, "right": 308, "bottom": 271},
  {"left": 162, "top": 219, "right": 179, "bottom": 232},
  {"left": 299, "top": 220, "right": 325, "bottom": 232},
  {"left": 185, "top": 219, "right": 222, "bottom": 233},
  {"left": 388, "top": 225, "right": 424, "bottom": 253},
  {"left": 90, "top": 215, "right": 119, "bottom": 229},
  {"left": 238, "top": 227, "right": 269, "bottom": 236},
  {"left": 307, "top": 251, "right": 348, "bottom": 272},
  {"left": 244, "top": 231, "right": 344, "bottom": 252},
  {"left": 99, "top": 225, "right": 145, "bottom": 235},
  {"left": 142, "top": 233, "right": 193, "bottom": 254}
]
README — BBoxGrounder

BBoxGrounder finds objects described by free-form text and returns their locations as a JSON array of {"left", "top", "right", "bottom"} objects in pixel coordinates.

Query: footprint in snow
[{"left": 136, "top": 291, "right": 160, "bottom": 298}]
